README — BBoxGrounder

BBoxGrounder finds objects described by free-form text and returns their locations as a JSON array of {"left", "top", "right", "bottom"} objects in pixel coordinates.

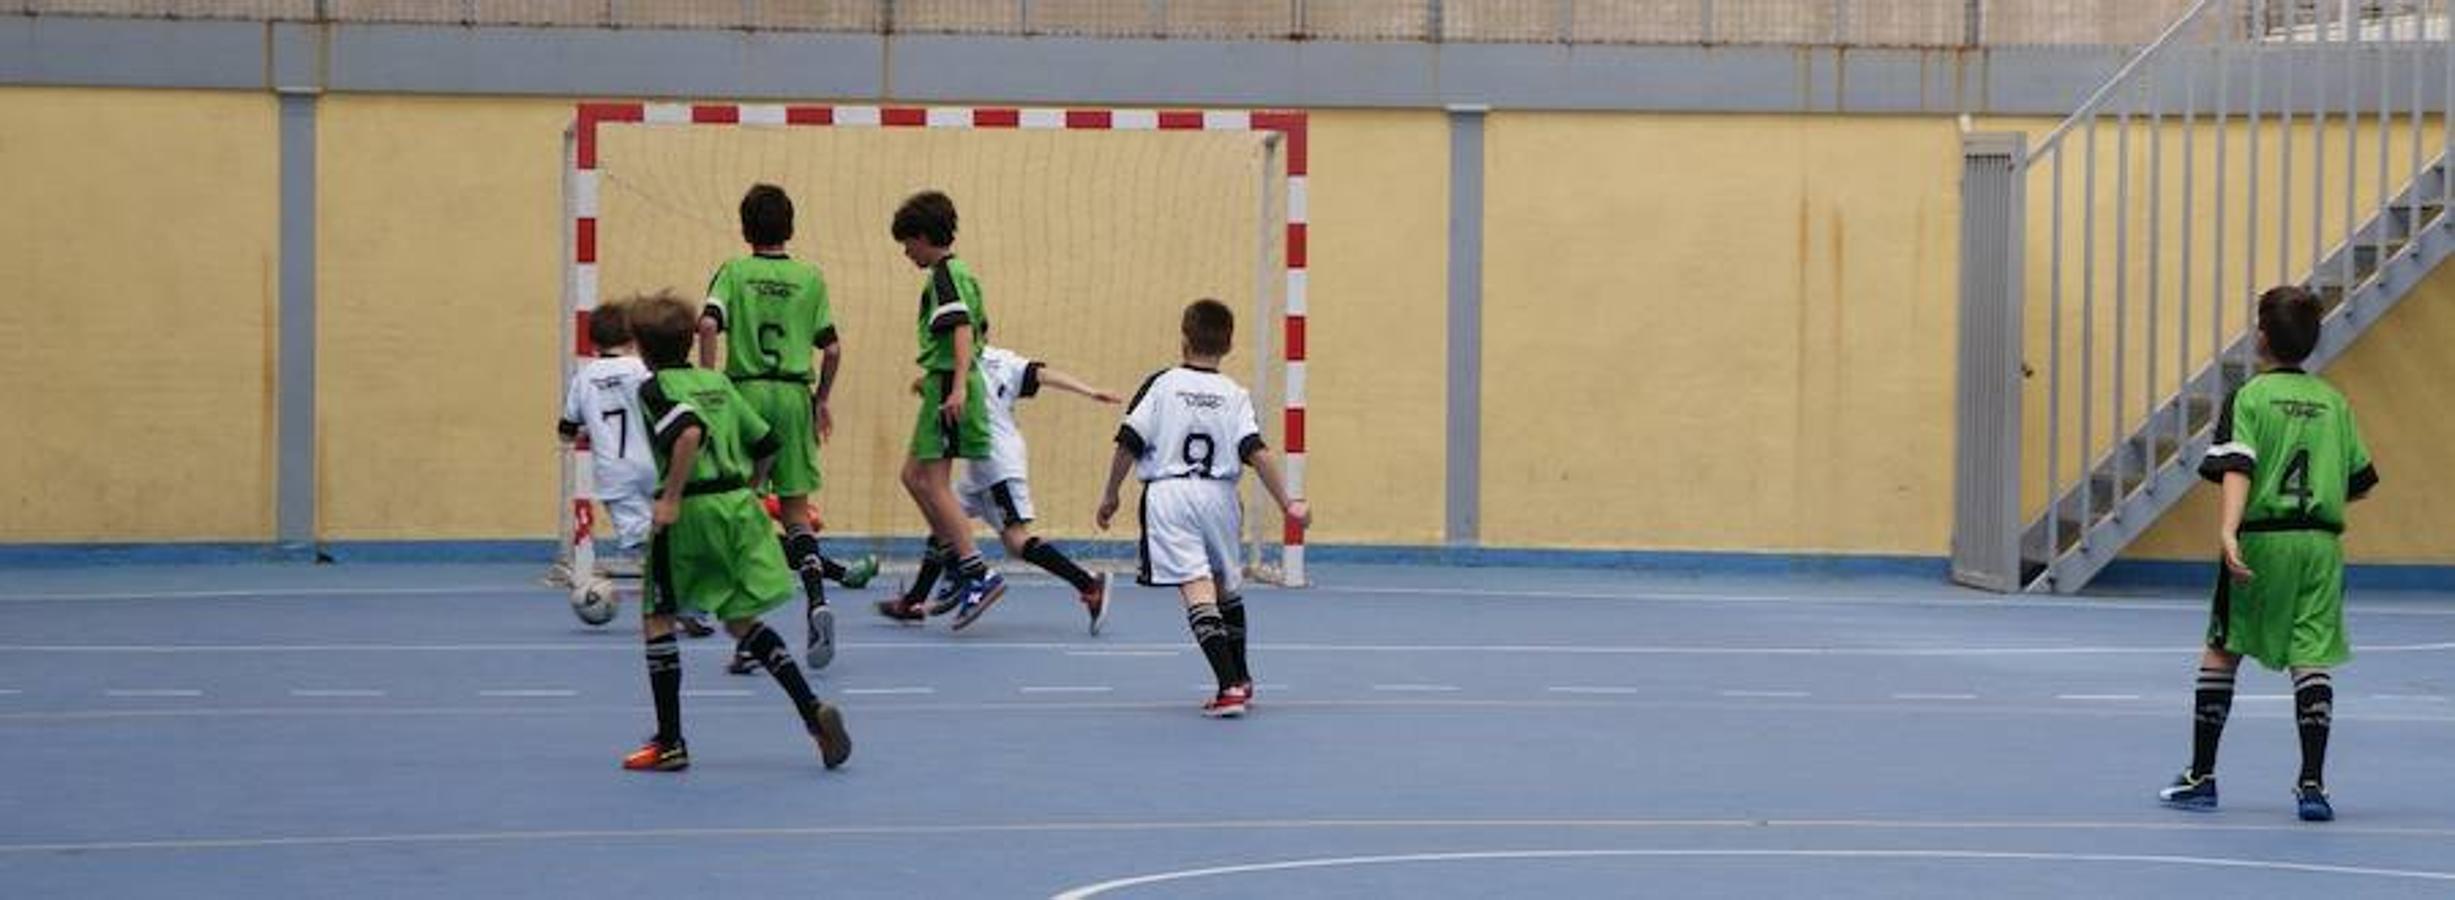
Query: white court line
[
  {"left": 7, "top": 639, "right": 2453, "bottom": 656},
  {"left": 1065, "top": 650, "right": 1179, "bottom": 657},
  {"left": 2055, "top": 694, "right": 2143, "bottom": 701},
  {"left": 1891, "top": 693, "right": 1978, "bottom": 701},
  {"left": 1547, "top": 686, "right": 1646, "bottom": 695},
  {"left": 105, "top": 689, "right": 201, "bottom": 698},
  {"left": 2237, "top": 694, "right": 2292, "bottom": 702},
  {"left": 477, "top": 689, "right": 576, "bottom": 698},
  {"left": 842, "top": 687, "right": 934, "bottom": 696},
  {"left": 0, "top": 689, "right": 21, "bottom": 696},
  {"left": 1719, "top": 690, "right": 1810, "bottom": 699},
  {"left": 682, "top": 689, "right": 753, "bottom": 698},
  {"left": 1332, "top": 584, "right": 2455, "bottom": 617},
  {"left": 1021, "top": 686, "right": 1114, "bottom": 694},
  {"left": 1189, "top": 684, "right": 1291, "bottom": 692},
  {"left": 2375, "top": 693, "right": 2451, "bottom": 702},
  {"left": 0, "top": 586, "right": 543, "bottom": 603},
  {"left": 1372, "top": 684, "right": 1460, "bottom": 693},
  {"left": 1049, "top": 848, "right": 2455, "bottom": 899},
  {"left": 288, "top": 689, "right": 385, "bottom": 698}
]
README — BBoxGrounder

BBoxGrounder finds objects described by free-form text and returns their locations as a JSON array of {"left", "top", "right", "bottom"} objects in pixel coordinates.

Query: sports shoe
[
  {"left": 676, "top": 614, "right": 717, "bottom": 639},
  {"left": 948, "top": 571, "right": 1009, "bottom": 632},
  {"left": 805, "top": 604, "right": 836, "bottom": 672},
  {"left": 1082, "top": 572, "right": 1111, "bottom": 636},
  {"left": 874, "top": 597, "right": 926, "bottom": 624},
  {"left": 806, "top": 701, "right": 852, "bottom": 770},
  {"left": 927, "top": 575, "right": 967, "bottom": 617},
  {"left": 2158, "top": 771, "right": 2218, "bottom": 811},
  {"left": 2295, "top": 782, "right": 2334, "bottom": 822},
  {"left": 622, "top": 738, "right": 689, "bottom": 772},
  {"left": 726, "top": 649, "right": 759, "bottom": 676},
  {"left": 1202, "top": 684, "right": 1251, "bottom": 719},
  {"left": 838, "top": 554, "right": 881, "bottom": 590}
]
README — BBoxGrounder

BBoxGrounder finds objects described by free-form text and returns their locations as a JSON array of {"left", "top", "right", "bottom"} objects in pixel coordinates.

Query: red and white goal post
[{"left": 553, "top": 102, "right": 1310, "bottom": 588}]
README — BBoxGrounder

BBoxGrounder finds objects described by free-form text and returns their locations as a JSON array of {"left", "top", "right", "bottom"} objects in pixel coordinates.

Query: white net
[{"left": 566, "top": 115, "right": 1288, "bottom": 579}]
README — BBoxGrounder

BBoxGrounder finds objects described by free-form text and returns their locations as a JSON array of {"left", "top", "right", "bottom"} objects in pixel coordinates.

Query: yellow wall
[
  {"left": 316, "top": 95, "right": 572, "bottom": 539},
  {"left": 0, "top": 87, "right": 278, "bottom": 541},
  {"left": 1479, "top": 113, "right": 1961, "bottom": 553}
]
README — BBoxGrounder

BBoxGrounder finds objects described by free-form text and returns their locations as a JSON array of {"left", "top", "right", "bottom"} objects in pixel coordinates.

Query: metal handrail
[{"left": 2025, "top": 0, "right": 2222, "bottom": 163}]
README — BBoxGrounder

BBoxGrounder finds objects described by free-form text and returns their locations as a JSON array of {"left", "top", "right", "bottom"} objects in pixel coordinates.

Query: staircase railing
[{"left": 1954, "top": 0, "right": 2455, "bottom": 593}]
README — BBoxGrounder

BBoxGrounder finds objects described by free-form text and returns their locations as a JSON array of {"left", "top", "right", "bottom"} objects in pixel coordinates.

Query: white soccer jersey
[
  {"left": 1117, "top": 365, "right": 1264, "bottom": 483},
  {"left": 959, "top": 346, "right": 1044, "bottom": 494},
  {"left": 560, "top": 355, "right": 657, "bottom": 500}
]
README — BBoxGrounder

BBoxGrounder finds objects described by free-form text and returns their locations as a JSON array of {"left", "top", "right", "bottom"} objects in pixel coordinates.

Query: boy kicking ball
[
  {"left": 2158, "top": 286, "right": 2378, "bottom": 821},
  {"left": 1097, "top": 299, "right": 1309, "bottom": 718},
  {"left": 619, "top": 290, "right": 850, "bottom": 773}
]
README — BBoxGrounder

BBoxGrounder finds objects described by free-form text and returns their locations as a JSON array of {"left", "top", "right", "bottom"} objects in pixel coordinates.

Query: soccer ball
[{"left": 570, "top": 578, "right": 620, "bottom": 627}]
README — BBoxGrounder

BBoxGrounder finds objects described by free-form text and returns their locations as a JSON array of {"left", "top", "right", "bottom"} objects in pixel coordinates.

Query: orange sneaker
[{"left": 621, "top": 739, "right": 689, "bottom": 772}]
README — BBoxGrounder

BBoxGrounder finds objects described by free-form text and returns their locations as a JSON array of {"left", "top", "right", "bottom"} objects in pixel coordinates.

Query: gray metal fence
[{"left": 10, "top": 1, "right": 2223, "bottom": 46}]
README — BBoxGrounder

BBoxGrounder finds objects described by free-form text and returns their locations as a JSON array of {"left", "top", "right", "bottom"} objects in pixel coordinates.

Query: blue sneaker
[
  {"left": 2295, "top": 783, "right": 2334, "bottom": 822},
  {"left": 948, "top": 570, "right": 1009, "bottom": 632},
  {"left": 2159, "top": 771, "right": 2219, "bottom": 811}
]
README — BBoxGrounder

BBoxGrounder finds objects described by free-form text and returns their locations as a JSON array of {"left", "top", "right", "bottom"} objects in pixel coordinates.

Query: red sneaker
[
  {"left": 1202, "top": 684, "right": 1251, "bottom": 719},
  {"left": 621, "top": 739, "right": 689, "bottom": 772}
]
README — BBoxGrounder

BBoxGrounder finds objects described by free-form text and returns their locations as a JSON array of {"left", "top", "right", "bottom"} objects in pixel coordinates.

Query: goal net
[{"left": 555, "top": 104, "right": 1308, "bottom": 589}]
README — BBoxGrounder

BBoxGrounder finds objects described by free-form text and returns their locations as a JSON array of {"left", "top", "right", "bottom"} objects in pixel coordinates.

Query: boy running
[{"left": 889, "top": 190, "right": 1009, "bottom": 628}]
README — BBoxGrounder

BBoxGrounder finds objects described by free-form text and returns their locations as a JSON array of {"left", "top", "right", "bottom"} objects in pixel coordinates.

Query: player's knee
[
  {"left": 2200, "top": 646, "right": 2242, "bottom": 672},
  {"left": 1002, "top": 530, "right": 1034, "bottom": 557},
  {"left": 642, "top": 613, "right": 678, "bottom": 641},
  {"left": 719, "top": 618, "right": 759, "bottom": 641}
]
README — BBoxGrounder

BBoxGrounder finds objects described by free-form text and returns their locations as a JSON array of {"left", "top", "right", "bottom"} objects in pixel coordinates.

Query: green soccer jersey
[
  {"left": 637, "top": 365, "right": 778, "bottom": 491},
  {"left": 914, "top": 256, "right": 987, "bottom": 372},
  {"left": 704, "top": 253, "right": 836, "bottom": 382},
  {"left": 2200, "top": 368, "right": 2379, "bottom": 531}
]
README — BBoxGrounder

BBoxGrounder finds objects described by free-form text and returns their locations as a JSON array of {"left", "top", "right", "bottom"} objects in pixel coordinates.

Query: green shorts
[
  {"left": 2207, "top": 530, "right": 2350, "bottom": 671},
  {"left": 644, "top": 489, "right": 796, "bottom": 622},
  {"left": 734, "top": 377, "right": 821, "bottom": 497},
  {"left": 909, "top": 368, "right": 992, "bottom": 461}
]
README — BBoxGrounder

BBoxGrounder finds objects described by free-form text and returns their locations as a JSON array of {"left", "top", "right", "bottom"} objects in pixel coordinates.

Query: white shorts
[
  {"left": 1137, "top": 478, "right": 1242, "bottom": 594},
  {"left": 960, "top": 478, "right": 1036, "bottom": 531},
  {"left": 602, "top": 492, "right": 653, "bottom": 555}
]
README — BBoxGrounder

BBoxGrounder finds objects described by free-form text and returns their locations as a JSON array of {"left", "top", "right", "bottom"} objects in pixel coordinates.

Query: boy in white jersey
[
  {"left": 876, "top": 345, "right": 1121, "bottom": 632},
  {"left": 1097, "top": 300, "right": 1310, "bottom": 718},
  {"left": 557, "top": 301, "right": 711, "bottom": 635}
]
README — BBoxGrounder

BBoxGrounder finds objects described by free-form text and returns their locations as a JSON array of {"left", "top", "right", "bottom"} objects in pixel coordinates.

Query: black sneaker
[
  {"left": 726, "top": 649, "right": 759, "bottom": 676},
  {"left": 2158, "top": 770, "right": 2218, "bottom": 811},
  {"left": 806, "top": 701, "right": 851, "bottom": 770},
  {"left": 2295, "top": 782, "right": 2334, "bottom": 822}
]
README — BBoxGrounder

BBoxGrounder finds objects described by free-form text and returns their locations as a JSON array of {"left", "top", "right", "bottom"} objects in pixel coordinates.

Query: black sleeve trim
[
  {"left": 558, "top": 418, "right": 583, "bottom": 439},
  {"left": 652, "top": 412, "right": 704, "bottom": 456},
  {"left": 1018, "top": 362, "right": 1045, "bottom": 398},
  {"left": 928, "top": 308, "right": 971, "bottom": 333},
  {"left": 1115, "top": 424, "right": 1149, "bottom": 456},
  {"left": 813, "top": 325, "right": 839, "bottom": 349},
  {"left": 2349, "top": 464, "right": 2380, "bottom": 499},
  {"left": 747, "top": 430, "right": 781, "bottom": 462},
  {"left": 1237, "top": 434, "right": 1267, "bottom": 464},
  {"left": 1123, "top": 369, "right": 1166, "bottom": 417},
  {"left": 700, "top": 304, "right": 726, "bottom": 333},
  {"left": 2198, "top": 454, "right": 2255, "bottom": 483}
]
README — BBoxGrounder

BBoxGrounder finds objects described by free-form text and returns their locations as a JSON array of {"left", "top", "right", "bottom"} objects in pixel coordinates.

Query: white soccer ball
[{"left": 570, "top": 578, "right": 620, "bottom": 627}]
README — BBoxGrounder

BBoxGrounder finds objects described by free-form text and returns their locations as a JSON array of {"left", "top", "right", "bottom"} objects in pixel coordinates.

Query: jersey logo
[
  {"left": 2271, "top": 399, "right": 2330, "bottom": 420},
  {"left": 1176, "top": 390, "right": 1225, "bottom": 410}
]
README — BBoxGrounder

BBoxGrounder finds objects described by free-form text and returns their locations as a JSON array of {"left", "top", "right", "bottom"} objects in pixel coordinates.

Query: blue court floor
[{"left": 2, "top": 562, "right": 2453, "bottom": 898}]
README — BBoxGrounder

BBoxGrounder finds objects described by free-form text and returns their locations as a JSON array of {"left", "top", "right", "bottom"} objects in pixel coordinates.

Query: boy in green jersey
[
  {"left": 621, "top": 291, "right": 850, "bottom": 773},
  {"left": 2159, "top": 286, "right": 2379, "bottom": 822},
  {"left": 695, "top": 184, "right": 875, "bottom": 672},
  {"left": 883, "top": 190, "right": 1009, "bottom": 626}
]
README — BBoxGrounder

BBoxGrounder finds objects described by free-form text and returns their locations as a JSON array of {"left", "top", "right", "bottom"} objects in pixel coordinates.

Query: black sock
[
  {"left": 1218, "top": 593, "right": 1250, "bottom": 685},
  {"left": 2189, "top": 665, "right": 2235, "bottom": 779},
  {"left": 783, "top": 529, "right": 827, "bottom": 608},
  {"left": 1185, "top": 604, "right": 1237, "bottom": 690},
  {"left": 741, "top": 623, "right": 822, "bottom": 724},
  {"left": 957, "top": 553, "right": 989, "bottom": 581},
  {"left": 646, "top": 633, "right": 683, "bottom": 746},
  {"left": 904, "top": 539, "right": 950, "bottom": 604},
  {"left": 2295, "top": 669, "right": 2334, "bottom": 787},
  {"left": 1021, "top": 538, "right": 1099, "bottom": 593}
]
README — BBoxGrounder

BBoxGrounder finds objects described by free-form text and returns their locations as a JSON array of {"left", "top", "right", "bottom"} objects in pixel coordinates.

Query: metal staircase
[{"left": 1954, "top": 0, "right": 2455, "bottom": 593}]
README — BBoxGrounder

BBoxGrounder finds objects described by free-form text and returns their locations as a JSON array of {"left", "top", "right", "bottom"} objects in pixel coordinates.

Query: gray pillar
[
  {"left": 277, "top": 87, "right": 319, "bottom": 552},
  {"left": 1951, "top": 131, "right": 2025, "bottom": 592},
  {"left": 1446, "top": 104, "right": 1487, "bottom": 548}
]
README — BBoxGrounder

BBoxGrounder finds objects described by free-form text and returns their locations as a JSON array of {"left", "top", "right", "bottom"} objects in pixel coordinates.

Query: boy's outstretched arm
[
  {"left": 1246, "top": 446, "right": 1312, "bottom": 529},
  {"left": 654, "top": 427, "right": 704, "bottom": 529},
  {"left": 1095, "top": 445, "right": 1135, "bottom": 531},
  {"left": 2218, "top": 471, "right": 2251, "bottom": 581},
  {"left": 1036, "top": 365, "right": 1122, "bottom": 404}
]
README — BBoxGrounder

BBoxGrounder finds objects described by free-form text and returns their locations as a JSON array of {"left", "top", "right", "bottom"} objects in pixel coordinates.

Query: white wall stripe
[
  {"left": 1020, "top": 108, "right": 1067, "bottom": 129},
  {"left": 572, "top": 170, "right": 599, "bottom": 218},
  {"left": 834, "top": 105, "right": 882, "bottom": 126},
  {"left": 926, "top": 107, "right": 973, "bottom": 128},
  {"left": 1203, "top": 110, "right": 1251, "bottom": 131},
  {"left": 739, "top": 104, "right": 787, "bottom": 126},
  {"left": 574, "top": 263, "right": 599, "bottom": 311},
  {"left": 1287, "top": 176, "right": 1309, "bottom": 223},
  {"left": 1284, "top": 453, "right": 1306, "bottom": 494},
  {"left": 1112, "top": 109, "right": 1159, "bottom": 130},
  {"left": 1285, "top": 270, "right": 1307, "bottom": 315},
  {"left": 1285, "top": 361, "right": 1307, "bottom": 407},
  {"left": 642, "top": 103, "right": 689, "bottom": 124}
]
